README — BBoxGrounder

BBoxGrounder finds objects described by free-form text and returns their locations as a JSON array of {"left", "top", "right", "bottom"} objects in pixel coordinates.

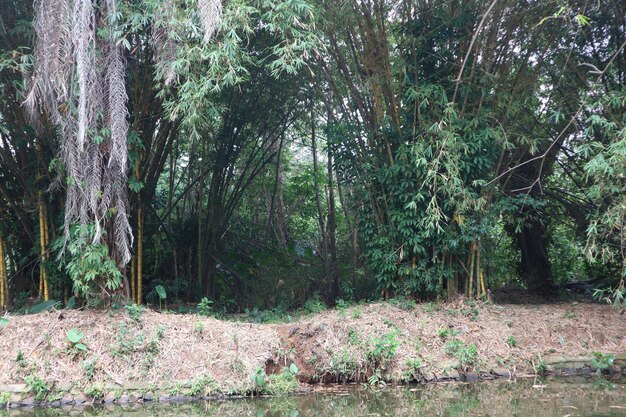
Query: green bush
[
  {"left": 444, "top": 339, "right": 478, "bottom": 369},
  {"left": 367, "top": 331, "right": 400, "bottom": 365}
]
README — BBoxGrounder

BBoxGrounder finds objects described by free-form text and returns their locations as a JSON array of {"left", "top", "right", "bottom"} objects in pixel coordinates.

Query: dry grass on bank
[{"left": 0, "top": 299, "right": 624, "bottom": 392}]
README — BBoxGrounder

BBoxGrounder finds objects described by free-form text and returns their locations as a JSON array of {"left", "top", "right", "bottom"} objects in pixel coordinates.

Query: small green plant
[
  {"left": 422, "top": 302, "right": 441, "bottom": 313},
  {"left": 347, "top": 328, "right": 360, "bottom": 345},
  {"left": 194, "top": 321, "right": 204, "bottom": 335},
  {"left": 461, "top": 301, "right": 479, "bottom": 321},
  {"left": 307, "top": 355, "right": 318, "bottom": 365},
  {"left": 82, "top": 357, "right": 97, "bottom": 381},
  {"left": 367, "top": 331, "right": 400, "bottom": 365},
  {"left": 506, "top": 335, "right": 518, "bottom": 347},
  {"left": 125, "top": 304, "right": 144, "bottom": 322},
  {"left": 351, "top": 307, "right": 362, "bottom": 319},
  {"left": 593, "top": 281, "right": 625, "bottom": 308},
  {"left": 24, "top": 375, "right": 50, "bottom": 401},
  {"left": 563, "top": 310, "right": 577, "bottom": 319},
  {"left": 329, "top": 349, "right": 357, "bottom": 382},
  {"left": 84, "top": 384, "right": 104, "bottom": 400},
  {"left": 445, "top": 340, "right": 478, "bottom": 369},
  {"left": 155, "top": 285, "right": 167, "bottom": 311},
  {"left": 388, "top": 297, "right": 416, "bottom": 310},
  {"left": 402, "top": 357, "right": 422, "bottom": 382},
  {"left": 336, "top": 298, "right": 350, "bottom": 317},
  {"left": 265, "top": 365, "right": 299, "bottom": 395},
  {"left": 302, "top": 294, "right": 326, "bottom": 314},
  {"left": 16, "top": 350, "right": 25, "bottom": 366},
  {"left": 591, "top": 352, "right": 615, "bottom": 370},
  {"left": 0, "top": 392, "right": 10, "bottom": 405},
  {"left": 415, "top": 337, "right": 421, "bottom": 352},
  {"left": 197, "top": 297, "right": 214, "bottom": 316},
  {"left": 66, "top": 328, "right": 88, "bottom": 355},
  {"left": 249, "top": 367, "right": 268, "bottom": 393},
  {"left": 64, "top": 225, "right": 123, "bottom": 300},
  {"left": 367, "top": 370, "right": 386, "bottom": 389},
  {"left": 189, "top": 374, "right": 220, "bottom": 396},
  {"left": 438, "top": 327, "right": 460, "bottom": 339}
]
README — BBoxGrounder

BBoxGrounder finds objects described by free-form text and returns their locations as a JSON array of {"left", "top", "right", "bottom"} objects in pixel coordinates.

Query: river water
[{"left": 3, "top": 375, "right": 626, "bottom": 416}]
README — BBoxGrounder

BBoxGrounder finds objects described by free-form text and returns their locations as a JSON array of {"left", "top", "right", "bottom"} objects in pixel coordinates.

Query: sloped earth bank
[{"left": 0, "top": 299, "right": 625, "bottom": 407}]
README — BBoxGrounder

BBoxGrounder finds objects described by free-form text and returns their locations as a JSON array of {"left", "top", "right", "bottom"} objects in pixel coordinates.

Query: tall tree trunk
[
  {"left": 327, "top": 133, "right": 339, "bottom": 301},
  {"left": 311, "top": 106, "right": 327, "bottom": 296},
  {"left": 136, "top": 204, "right": 144, "bottom": 304},
  {"left": 0, "top": 237, "right": 6, "bottom": 309},
  {"left": 516, "top": 218, "right": 557, "bottom": 296}
]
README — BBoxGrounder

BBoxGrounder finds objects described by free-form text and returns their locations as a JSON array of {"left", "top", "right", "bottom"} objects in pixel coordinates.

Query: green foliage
[
  {"left": 0, "top": 392, "right": 10, "bottom": 405},
  {"left": 189, "top": 374, "right": 220, "bottom": 396},
  {"left": 125, "top": 304, "right": 144, "bottom": 322},
  {"left": 388, "top": 297, "right": 417, "bottom": 310},
  {"left": 328, "top": 349, "right": 357, "bottom": 383},
  {"left": 66, "top": 328, "right": 88, "bottom": 355},
  {"left": 249, "top": 367, "right": 268, "bottom": 393},
  {"left": 84, "top": 384, "right": 104, "bottom": 400},
  {"left": 24, "top": 375, "right": 50, "bottom": 401},
  {"left": 302, "top": 294, "right": 326, "bottom": 314},
  {"left": 593, "top": 281, "right": 625, "bottom": 308},
  {"left": 445, "top": 340, "right": 478, "bottom": 369},
  {"left": 27, "top": 300, "right": 60, "bottom": 314},
  {"left": 402, "top": 357, "right": 423, "bottom": 382},
  {"left": 347, "top": 328, "right": 360, "bottom": 346},
  {"left": 264, "top": 366, "right": 299, "bottom": 395},
  {"left": 61, "top": 225, "right": 123, "bottom": 301},
  {"left": 438, "top": 327, "right": 460, "bottom": 339},
  {"left": 506, "top": 335, "right": 518, "bottom": 348},
  {"left": 197, "top": 298, "right": 214, "bottom": 317},
  {"left": 367, "top": 331, "right": 400, "bottom": 365},
  {"left": 591, "top": 352, "right": 615, "bottom": 370}
]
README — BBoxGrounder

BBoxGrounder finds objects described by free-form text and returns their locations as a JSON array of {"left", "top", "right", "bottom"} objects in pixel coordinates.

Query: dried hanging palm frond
[
  {"left": 27, "top": 0, "right": 132, "bottom": 266},
  {"left": 152, "top": 0, "right": 178, "bottom": 86},
  {"left": 27, "top": 0, "right": 222, "bottom": 268},
  {"left": 198, "top": 0, "right": 223, "bottom": 42}
]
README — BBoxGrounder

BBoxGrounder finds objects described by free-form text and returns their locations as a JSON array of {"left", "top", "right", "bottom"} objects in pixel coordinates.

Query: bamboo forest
[{"left": 0, "top": 0, "right": 625, "bottom": 413}]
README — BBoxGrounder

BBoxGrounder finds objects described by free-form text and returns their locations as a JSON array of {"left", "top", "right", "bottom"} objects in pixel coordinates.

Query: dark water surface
[{"left": 3, "top": 376, "right": 626, "bottom": 416}]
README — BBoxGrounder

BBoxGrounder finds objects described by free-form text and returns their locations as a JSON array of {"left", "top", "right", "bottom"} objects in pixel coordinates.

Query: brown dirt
[{"left": 0, "top": 299, "right": 624, "bottom": 392}]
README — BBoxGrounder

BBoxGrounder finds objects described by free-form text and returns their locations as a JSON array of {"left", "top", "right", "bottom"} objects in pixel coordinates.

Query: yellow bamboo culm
[
  {"left": 38, "top": 197, "right": 48, "bottom": 301},
  {"left": 480, "top": 269, "right": 486, "bottom": 297},
  {"left": 468, "top": 242, "right": 476, "bottom": 298},
  {"left": 137, "top": 206, "right": 143, "bottom": 305},
  {"left": 43, "top": 206, "right": 50, "bottom": 302},
  {"left": 130, "top": 255, "right": 136, "bottom": 303},
  {"left": 475, "top": 240, "right": 482, "bottom": 298},
  {"left": 0, "top": 237, "right": 5, "bottom": 309}
]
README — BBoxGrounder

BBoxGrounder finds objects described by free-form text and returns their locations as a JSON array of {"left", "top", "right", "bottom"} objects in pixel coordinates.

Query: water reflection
[{"left": 3, "top": 375, "right": 626, "bottom": 417}]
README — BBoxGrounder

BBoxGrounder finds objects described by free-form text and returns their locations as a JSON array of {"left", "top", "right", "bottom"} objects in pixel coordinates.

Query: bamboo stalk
[
  {"left": 0, "top": 237, "right": 5, "bottom": 309},
  {"left": 468, "top": 242, "right": 476, "bottom": 298},
  {"left": 43, "top": 206, "right": 50, "bottom": 301},
  {"left": 38, "top": 196, "right": 48, "bottom": 301},
  {"left": 130, "top": 254, "right": 136, "bottom": 303},
  {"left": 137, "top": 206, "right": 143, "bottom": 305},
  {"left": 475, "top": 240, "right": 481, "bottom": 298}
]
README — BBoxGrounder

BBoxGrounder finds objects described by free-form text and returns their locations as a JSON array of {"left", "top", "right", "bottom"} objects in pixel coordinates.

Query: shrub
[{"left": 506, "top": 335, "right": 517, "bottom": 347}]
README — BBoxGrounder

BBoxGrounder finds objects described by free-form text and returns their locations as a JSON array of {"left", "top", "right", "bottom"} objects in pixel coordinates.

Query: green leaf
[
  {"left": 289, "top": 363, "right": 298, "bottom": 375},
  {"left": 65, "top": 297, "right": 76, "bottom": 310},
  {"left": 0, "top": 317, "right": 8, "bottom": 326},
  {"left": 66, "top": 328, "right": 84, "bottom": 344},
  {"left": 28, "top": 300, "right": 60, "bottom": 314},
  {"left": 155, "top": 285, "right": 167, "bottom": 300}
]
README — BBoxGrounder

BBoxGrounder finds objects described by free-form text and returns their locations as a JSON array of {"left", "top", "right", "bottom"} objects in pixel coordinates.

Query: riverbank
[{"left": 1, "top": 299, "right": 625, "bottom": 407}]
